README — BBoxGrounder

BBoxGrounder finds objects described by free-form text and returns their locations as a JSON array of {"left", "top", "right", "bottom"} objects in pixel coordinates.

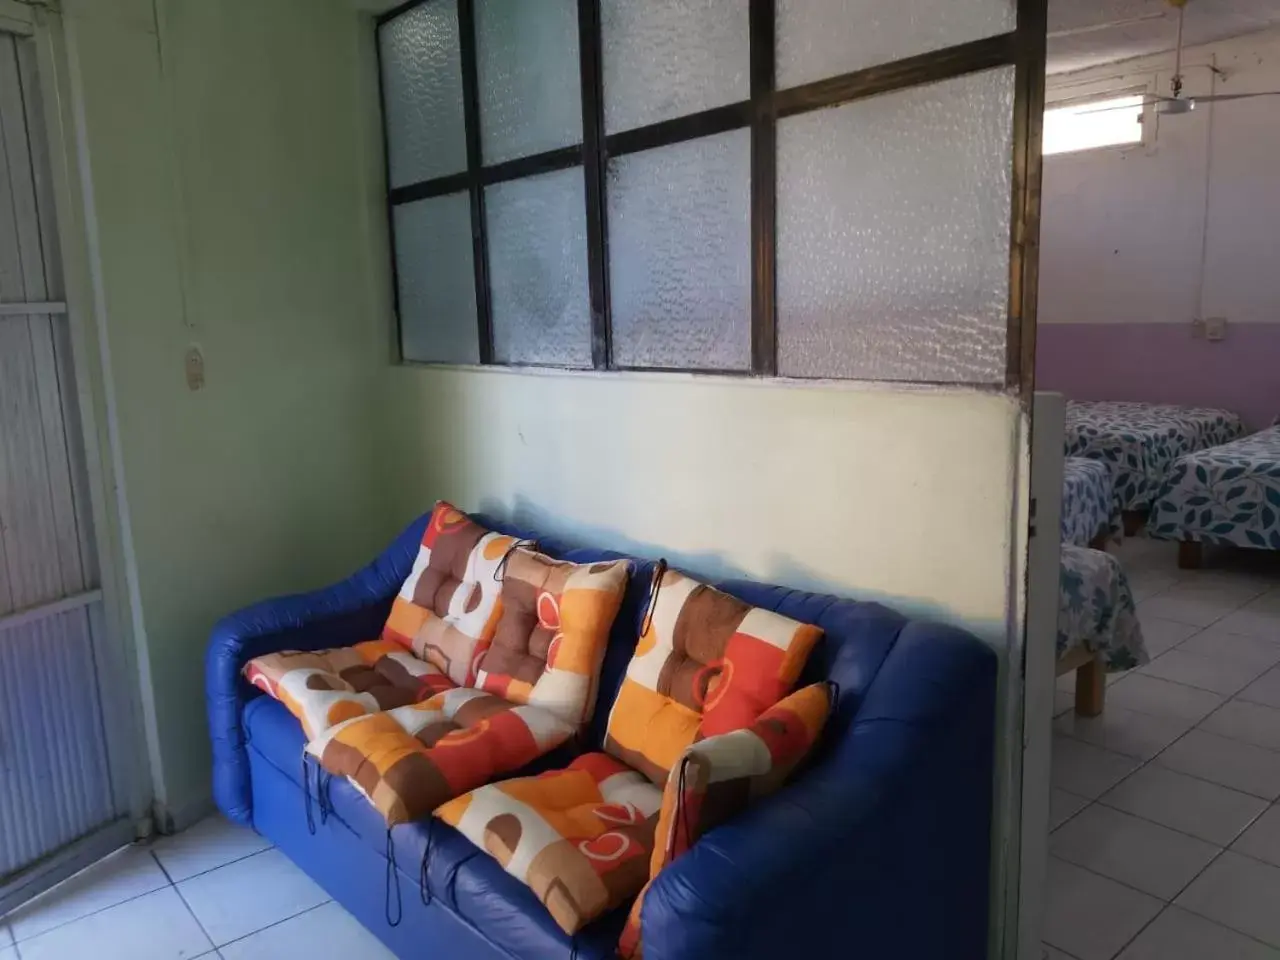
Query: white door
[{"left": 0, "top": 27, "right": 135, "bottom": 916}]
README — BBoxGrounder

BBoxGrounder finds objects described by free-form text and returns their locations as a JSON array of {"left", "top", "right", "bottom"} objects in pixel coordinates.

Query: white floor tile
[
  {"left": 1051, "top": 789, "right": 1091, "bottom": 831},
  {"left": 1232, "top": 805, "right": 1280, "bottom": 869},
  {"left": 1128, "top": 571, "right": 1182, "bottom": 604},
  {"left": 15, "top": 887, "right": 212, "bottom": 960},
  {"left": 176, "top": 849, "right": 328, "bottom": 946},
  {"left": 1050, "top": 804, "right": 1220, "bottom": 900},
  {"left": 1179, "top": 629, "right": 1280, "bottom": 670},
  {"left": 152, "top": 815, "right": 272, "bottom": 883},
  {"left": 1042, "top": 944, "right": 1079, "bottom": 960},
  {"left": 1214, "top": 594, "right": 1280, "bottom": 642},
  {"left": 1054, "top": 707, "right": 1194, "bottom": 761},
  {"left": 1137, "top": 615, "right": 1202, "bottom": 658},
  {"left": 1158, "top": 729, "right": 1280, "bottom": 800},
  {"left": 1055, "top": 687, "right": 1076, "bottom": 717},
  {"left": 1042, "top": 857, "right": 1162, "bottom": 960},
  {"left": 1, "top": 926, "right": 11, "bottom": 947},
  {"left": 1177, "top": 851, "right": 1280, "bottom": 947},
  {"left": 1107, "top": 673, "right": 1225, "bottom": 723},
  {"left": 1051, "top": 737, "right": 1143, "bottom": 800},
  {"left": 1239, "top": 667, "right": 1280, "bottom": 710},
  {"left": 1139, "top": 649, "right": 1268, "bottom": 697},
  {"left": 7, "top": 844, "right": 170, "bottom": 943},
  {"left": 219, "top": 901, "right": 395, "bottom": 960},
  {"left": 1201, "top": 700, "right": 1280, "bottom": 753},
  {"left": 1101, "top": 764, "right": 1268, "bottom": 846},
  {"left": 1117, "top": 905, "right": 1280, "bottom": 960},
  {"left": 0, "top": 949, "right": 12, "bottom": 960},
  {"left": 1139, "top": 592, "right": 1235, "bottom": 629}
]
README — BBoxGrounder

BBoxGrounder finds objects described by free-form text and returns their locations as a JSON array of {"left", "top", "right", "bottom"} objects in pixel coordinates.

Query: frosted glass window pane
[
  {"left": 476, "top": 0, "right": 582, "bottom": 164},
  {"left": 601, "top": 0, "right": 748, "bottom": 133},
  {"left": 777, "top": 68, "right": 1015, "bottom": 384},
  {"left": 776, "top": 0, "right": 1015, "bottom": 89},
  {"left": 380, "top": 0, "right": 467, "bottom": 187},
  {"left": 608, "top": 130, "right": 751, "bottom": 370},
  {"left": 394, "top": 192, "right": 479, "bottom": 364},
  {"left": 487, "top": 169, "right": 591, "bottom": 367}
]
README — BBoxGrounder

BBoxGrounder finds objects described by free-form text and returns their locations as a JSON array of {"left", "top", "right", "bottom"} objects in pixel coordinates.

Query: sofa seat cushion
[
  {"left": 244, "top": 639, "right": 455, "bottom": 739},
  {"left": 305, "top": 689, "right": 578, "bottom": 826},
  {"left": 383, "top": 502, "right": 522, "bottom": 686},
  {"left": 604, "top": 566, "right": 823, "bottom": 784},
  {"left": 436, "top": 753, "right": 662, "bottom": 935},
  {"left": 476, "top": 551, "right": 630, "bottom": 726}
]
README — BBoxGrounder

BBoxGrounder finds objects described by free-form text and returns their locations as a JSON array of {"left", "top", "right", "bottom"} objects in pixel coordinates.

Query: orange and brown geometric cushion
[
  {"left": 243, "top": 639, "right": 455, "bottom": 740},
  {"left": 381, "top": 502, "right": 520, "bottom": 687},
  {"left": 617, "top": 682, "right": 836, "bottom": 959},
  {"left": 603, "top": 567, "right": 824, "bottom": 784},
  {"left": 305, "top": 688, "right": 576, "bottom": 826},
  {"left": 435, "top": 752, "right": 662, "bottom": 936},
  {"left": 475, "top": 550, "right": 630, "bottom": 726}
]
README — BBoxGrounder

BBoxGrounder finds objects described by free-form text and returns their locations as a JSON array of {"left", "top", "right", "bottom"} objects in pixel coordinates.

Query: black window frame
[{"left": 377, "top": 0, "right": 1047, "bottom": 394}]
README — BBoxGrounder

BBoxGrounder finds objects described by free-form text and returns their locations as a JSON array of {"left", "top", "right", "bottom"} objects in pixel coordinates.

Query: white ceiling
[{"left": 1048, "top": 0, "right": 1280, "bottom": 73}]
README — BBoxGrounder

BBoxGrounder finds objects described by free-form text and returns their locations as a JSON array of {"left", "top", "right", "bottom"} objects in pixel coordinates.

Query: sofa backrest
[{"left": 458, "top": 511, "right": 955, "bottom": 753}]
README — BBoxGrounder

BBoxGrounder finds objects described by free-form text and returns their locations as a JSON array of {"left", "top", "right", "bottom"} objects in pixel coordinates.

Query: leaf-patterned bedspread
[
  {"left": 1149, "top": 426, "right": 1280, "bottom": 551},
  {"left": 1065, "top": 401, "right": 1245, "bottom": 512},
  {"left": 1062, "top": 457, "right": 1121, "bottom": 547},
  {"left": 1058, "top": 544, "right": 1148, "bottom": 671}
]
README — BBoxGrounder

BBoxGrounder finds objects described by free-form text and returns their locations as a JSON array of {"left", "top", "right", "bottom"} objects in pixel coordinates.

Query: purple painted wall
[{"left": 1035, "top": 323, "right": 1280, "bottom": 430}]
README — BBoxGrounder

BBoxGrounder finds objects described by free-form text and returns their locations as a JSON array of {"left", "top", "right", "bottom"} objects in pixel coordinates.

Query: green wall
[{"left": 64, "top": 0, "right": 390, "bottom": 821}]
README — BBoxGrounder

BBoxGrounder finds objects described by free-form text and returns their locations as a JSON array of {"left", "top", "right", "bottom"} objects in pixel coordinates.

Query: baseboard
[{"left": 154, "top": 784, "right": 215, "bottom": 835}]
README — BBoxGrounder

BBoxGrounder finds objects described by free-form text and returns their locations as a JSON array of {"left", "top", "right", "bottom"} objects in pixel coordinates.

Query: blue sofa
[{"left": 206, "top": 510, "right": 997, "bottom": 959}]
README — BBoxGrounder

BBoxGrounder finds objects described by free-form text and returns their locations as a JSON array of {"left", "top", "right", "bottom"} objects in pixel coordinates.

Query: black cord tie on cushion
[
  {"left": 385, "top": 828, "right": 402, "bottom": 927},
  {"left": 671, "top": 753, "right": 694, "bottom": 864},
  {"left": 318, "top": 770, "right": 332, "bottom": 826},
  {"left": 494, "top": 538, "right": 537, "bottom": 583},
  {"left": 419, "top": 822, "right": 435, "bottom": 906},
  {"left": 640, "top": 559, "right": 669, "bottom": 638},
  {"left": 301, "top": 754, "right": 316, "bottom": 837}
]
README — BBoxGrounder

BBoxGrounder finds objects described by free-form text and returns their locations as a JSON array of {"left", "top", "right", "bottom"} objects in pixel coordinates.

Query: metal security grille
[{"left": 0, "top": 27, "right": 131, "bottom": 915}]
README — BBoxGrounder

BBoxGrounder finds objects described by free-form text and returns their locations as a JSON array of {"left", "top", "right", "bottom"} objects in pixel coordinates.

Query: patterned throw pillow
[
  {"left": 244, "top": 639, "right": 454, "bottom": 740},
  {"left": 604, "top": 566, "right": 823, "bottom": 784},
  {"left": 306, "top": 688, "right": 576, "bottom": 826},
  {"left": 382, "top": 502, "right": 520, "bottom": 686},
  {"left": 435, "top": 752, "right": 663, "bottom": 935},
  {"left": 617, "top": 682, "right": 836, "bottom": 959},
  {"left": 475, "top": 550, "right": 630, "bottom": 725}
]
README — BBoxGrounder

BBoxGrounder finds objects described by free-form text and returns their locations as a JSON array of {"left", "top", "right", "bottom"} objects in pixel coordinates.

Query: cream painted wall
[{"left": 59, "top": 0, "right": 392, "bottom": 822}]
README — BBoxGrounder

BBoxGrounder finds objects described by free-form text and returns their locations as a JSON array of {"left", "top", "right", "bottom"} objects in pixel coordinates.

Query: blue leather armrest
[
  {"left": 206, "top": 516, "right": 428, "bottom": 824},
  {"left": 639, "top": 624, "right": 998, "bottom": 960}
]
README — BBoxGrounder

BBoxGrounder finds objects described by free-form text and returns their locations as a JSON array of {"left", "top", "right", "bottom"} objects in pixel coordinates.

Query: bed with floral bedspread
[
  {"left": 1058, "top": 544, "right": 1148, "bottom": 671},
  {"left": 1062, "top": 457, "right": 1121, "bottom": 547},
  {"left": 1065, "top": 401, "right": 1246, "bottom": 512},
  {"left": 1148, "top": 425, "right": 1280, "bottom": 551}
]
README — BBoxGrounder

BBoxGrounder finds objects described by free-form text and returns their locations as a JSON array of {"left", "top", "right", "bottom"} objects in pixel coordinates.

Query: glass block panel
[
  {"left": 476, "top": 0, "right": 582, "bottom": 165},
  {"left": 393, "top": 192, "right": 480, "bottom": 364},
  {"left": 608, "top": 130, "right": 751, "bottom": 370},
  {"left": 776, "top": 67, "right": 1015, "bottom": 384},
  {"left": 486, "top": 169, "right": 591, "bottom": 367},
  {"left": 776, "top": 0, "right": 1015, "bottom": 89},
  {"left": 601, "top": 0, "right": 749, "bottom": 133},
  {"left": 379, "top": 0, "right": 467, "bottom": 187}
]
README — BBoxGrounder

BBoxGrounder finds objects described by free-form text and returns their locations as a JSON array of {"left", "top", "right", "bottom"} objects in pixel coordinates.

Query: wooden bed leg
[
  {"left": 1122, "top": 511, "right": 1146, "bottom": 537},
  {"left": 1075, "top": 659, "right": 1106, "bottom": 717},
  {"left": 1089, "top": 532, "right": 1110, "bottom": 551},
  {"left": 1178, "top": 540, "right": 1204, "bottom": 570}
]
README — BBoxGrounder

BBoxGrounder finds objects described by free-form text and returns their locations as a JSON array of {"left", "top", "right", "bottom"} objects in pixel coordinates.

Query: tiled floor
[
  {"left": 0, "top": 816, "right": 394, "bottom": 960},
  {"left": 1045, "top": 536, "right": 1280, "bottom": 960}
]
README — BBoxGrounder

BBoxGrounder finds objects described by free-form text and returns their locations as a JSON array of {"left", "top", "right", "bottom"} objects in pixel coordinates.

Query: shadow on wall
[{"left": 469, "top": 493, "right": 999, "bottom": 640}]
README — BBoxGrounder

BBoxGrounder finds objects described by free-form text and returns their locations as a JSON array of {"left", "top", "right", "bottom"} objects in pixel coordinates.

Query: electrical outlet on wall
[{"left": 1205, "top": 317, "right": 1228, "bottom": 342}]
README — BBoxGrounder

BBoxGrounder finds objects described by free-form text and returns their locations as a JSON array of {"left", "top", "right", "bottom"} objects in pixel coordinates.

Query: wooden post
[
  {"left": 1075, "top": 658, "right": 1105, "bottom": 717},
  {"left": 1178, "top": 540, "right": 1204, "bottom": 570}
]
